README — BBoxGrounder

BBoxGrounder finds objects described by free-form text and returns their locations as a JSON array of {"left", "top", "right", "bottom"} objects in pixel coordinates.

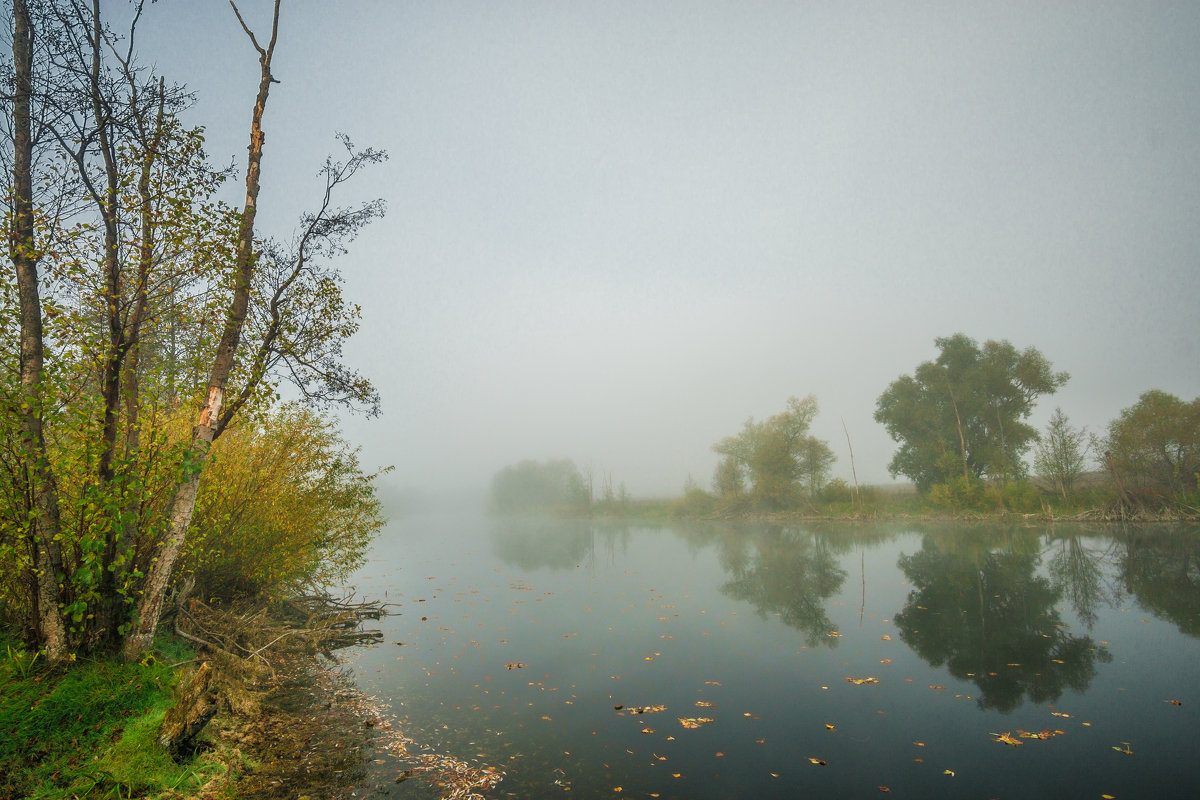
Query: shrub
[{"left": 184, "top": 406, "right": 388, "bottom": 599}]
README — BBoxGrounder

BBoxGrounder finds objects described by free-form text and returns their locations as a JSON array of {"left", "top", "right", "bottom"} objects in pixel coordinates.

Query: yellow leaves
[
  {"left": 1112, "top": 742, "right": 1134, "bottom": 755},
  {"left": 1050, "top": 711, "right": 1072, "bottom": 718},
  {"left": 504, "top": 662, "right": 526, "bottom": 670},
  {"left": 845, "top": 676, "right": 881, "bottom": 685},
  {"left": 808, "top": 757, "right": 827, "bottom": 766},
  {"left": 1016, "top": 728, "right": 1065, "bottom": 740},
  {"left": 678, "top": 717, "right": 715, "bottom": 729},
  {"left": 991, "top": 731, "right": 1023, "bottom": 747},
  {"left": 1165, "top": 699, "right": 1182, "bottom": 706}
]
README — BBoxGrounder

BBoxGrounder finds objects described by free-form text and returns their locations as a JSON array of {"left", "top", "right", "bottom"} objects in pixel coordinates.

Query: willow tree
[{"left": 875, "top": 334, "right": 1068, "bottom": 491}]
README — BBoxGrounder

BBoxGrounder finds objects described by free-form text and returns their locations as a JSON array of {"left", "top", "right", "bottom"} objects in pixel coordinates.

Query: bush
[
  {"left": 669, "top": 488, "right": 718, "bottom": 518},
  {"left": 928, "top": 476, "right": 988, "bottom": 511},
  {"left": 820, "top": 478, "right": 854, "bottom": 504},
  {"left": 1001, "top": 480, "right": 1040, "bottom": 513},
  {"left": 184, "top": 406, "right": 388, "bottom": 599}
]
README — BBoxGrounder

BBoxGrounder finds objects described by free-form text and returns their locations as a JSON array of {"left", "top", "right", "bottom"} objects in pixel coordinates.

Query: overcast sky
[{"left": 137, "top": 1, "right": 1200, "bottom": 498}]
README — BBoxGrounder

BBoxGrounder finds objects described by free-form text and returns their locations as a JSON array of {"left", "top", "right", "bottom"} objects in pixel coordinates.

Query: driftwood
[
  {"left": 159, "top": 593, "right": 388, "bottom": 757},
  {"left": 160, "top": 661, "right": 219, "bottom": 761}
]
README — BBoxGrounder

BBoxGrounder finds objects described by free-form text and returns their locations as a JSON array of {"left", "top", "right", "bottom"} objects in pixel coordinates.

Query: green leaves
[{"left": 874, "top": 334, "right": 1067, "bottom": 490}]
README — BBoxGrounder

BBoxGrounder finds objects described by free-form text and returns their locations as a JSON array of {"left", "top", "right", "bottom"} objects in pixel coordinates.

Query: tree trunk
[
  {"left": 159, "top": 661, "right": 219, "bottom": 761},
  {"left": 10, "top": 0, "right": 70, "bottom": 664},
  {"left": 123, "top": 0, "right": 281, "bottom": 661}
]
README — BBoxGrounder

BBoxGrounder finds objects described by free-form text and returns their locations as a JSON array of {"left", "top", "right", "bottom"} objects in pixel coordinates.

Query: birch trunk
[{"left": 122, "top": 0, "right": 280, "bottom": 661}]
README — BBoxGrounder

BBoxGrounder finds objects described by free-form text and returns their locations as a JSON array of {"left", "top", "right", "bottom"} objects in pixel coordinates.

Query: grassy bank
[
  {"left": 0, "top": 638, "right": 230, "bottom": 799},
  {"left": 0, "top": 600, "right": 384, "bottom": 800}
]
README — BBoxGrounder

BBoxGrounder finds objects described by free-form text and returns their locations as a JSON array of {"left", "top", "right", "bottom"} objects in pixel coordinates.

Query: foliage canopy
[{"left": 874, "top": 334, "right": 1067, "bottom": 490}]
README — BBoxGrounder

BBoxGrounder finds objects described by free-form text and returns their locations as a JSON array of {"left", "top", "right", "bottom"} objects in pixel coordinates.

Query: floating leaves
[
  {"left": 1166, "top": 699, "right": 1182, "bottom": 706},
  {"left": 845, "top": 676, "right": 881, "bottom": 685},
  {"left": 1016, "top": 728, "right": 1066, "bottom": 740},
  {"left": 678, "top": 717, "right": 715, "bottom": 729},
  {"left": 991, "top": 731, "right": 1023, "bottom": 747},
  {"left": 1113, "top": 742, "right": 1134, "bottom": 755},
  {"left": 808, "top": 757, "right": 828, "bottom": 766}
]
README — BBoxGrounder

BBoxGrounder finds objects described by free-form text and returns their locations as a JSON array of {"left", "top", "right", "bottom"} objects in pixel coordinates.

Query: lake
[{"left": 341, "top": 512, "right": 1200, "bottom": 799}]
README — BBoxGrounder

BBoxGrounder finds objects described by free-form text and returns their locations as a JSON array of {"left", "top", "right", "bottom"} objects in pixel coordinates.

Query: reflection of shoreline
[{"left": 491, "top": 517, "right": 636, "bottom": 571}]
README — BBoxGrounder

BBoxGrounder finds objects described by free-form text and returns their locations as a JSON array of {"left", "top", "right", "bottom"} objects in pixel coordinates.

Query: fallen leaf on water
[
  {"left": 943, "top": 769, "right": 955, "bottom": 777},
  {"left": 808, "top": 757, "right": 827, "bottom": 766},
  {"left": 695, "top": 701, "right": 716, "bottom": 708},
  {"left": 827, "top": 631, "right": 843, "bottom": 638},
  {"left": 678, "top": 717, "right": 715, "bottom": 729},
  {"left": 1101, "top": 795, "right": 1115, "bottom": 799},
  {"left": 714, "top": 751, "right": 725, "bottom": 758},
  {"left": 1051, "top": 711, "right": 1072, "bottom": 718},
  {"left": 928, "top": 684, "right": 947, "bottom": 691},
  {"left": 1112, "top": 742, "right": 1133, "bottom": 755},
  {"left": 770, "top": 772, "right": 780, "bottom": 778},
  {"left": 825, "top": 724, "right": 836, "bottom": 731},
  {"left": 913, "top": 741, "right": 925, "bottom": 747},
  {"left": 991, "top": 731, "right": 1023, "bottom": 747},
  {"left": 880, "top": 659, "right": 893, "bottom": 664},
  {"left": 878, "top": 786, "right": 891, "bottom": 792},
  {"left": 505, "top": 663, "right": 526, "bottom": 670},
  {"left": 846, "top": 676, "right": 881, "bottom": 685},
  {"left": 881, "top": 634, "right": 892, "bottom": 641},
  {"left": 1166, "top": 699, "right": 1182, "bottom": 706}
]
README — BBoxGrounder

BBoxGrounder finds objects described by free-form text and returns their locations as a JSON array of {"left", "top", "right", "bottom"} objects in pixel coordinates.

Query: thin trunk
[
  {"left": 123, "top": 0, "right": 281, "bottom": 661},
  {"left": 10, "top": 0, "right": 70, "bottom": 663},
  {"left": 951, "top": 396, "right": 969, "bottom": 482},
  {"left": 841, "top": 416, "right": 860, "bottom": 504}
]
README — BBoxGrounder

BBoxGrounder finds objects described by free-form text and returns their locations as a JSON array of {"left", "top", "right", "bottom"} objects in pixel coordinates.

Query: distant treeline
[{"left": 492, "top": 334, "right": 1199, "bottom": 519}]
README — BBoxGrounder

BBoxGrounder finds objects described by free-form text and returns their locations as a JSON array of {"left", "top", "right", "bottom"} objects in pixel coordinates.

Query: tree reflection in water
[
  {"left": 1116, "top": 526, "right": 1200, "bottom": 637},
  {"left": 491, "top": 518, "right": 632, "bottom": 571},
  {"left": 710, "top": 525, "right": 848, "bottom": 647},
  {"left": 894, "top": 531, "right": 1110, "bottom": 713}
]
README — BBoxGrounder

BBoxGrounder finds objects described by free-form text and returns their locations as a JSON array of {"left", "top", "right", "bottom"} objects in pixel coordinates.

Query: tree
[
  {"left": 1033, "top": 408, "right": 1090, "bottom": 500},
  {"left": 2, "top": 0, "right": 385, "bottom": 662},
  {"left": 1104, "top": 390, "right": 1200, "bottom": 495},
  {"left": 712, "top": 395, "right": 835, "bottom": 509},
  {"left": 489, "top": 459, "right": 591, "bottom": 514},
  {"left": 874, "top": 334, "right": 1068, "bottom": 491}
]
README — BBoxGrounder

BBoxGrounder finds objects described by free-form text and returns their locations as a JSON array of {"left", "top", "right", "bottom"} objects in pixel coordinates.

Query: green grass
[{"left": 0, "top": 638, "right": 227, "bottom": 799}]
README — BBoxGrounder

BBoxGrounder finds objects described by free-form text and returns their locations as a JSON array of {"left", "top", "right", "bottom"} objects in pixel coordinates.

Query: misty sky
[{"left": 138, "top": 1, "right": 1200, "bottom": 497}]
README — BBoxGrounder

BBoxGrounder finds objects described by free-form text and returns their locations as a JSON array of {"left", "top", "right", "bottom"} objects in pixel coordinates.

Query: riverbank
[{"left": 0, "top": 597, "right": 394, "bottom": 800}]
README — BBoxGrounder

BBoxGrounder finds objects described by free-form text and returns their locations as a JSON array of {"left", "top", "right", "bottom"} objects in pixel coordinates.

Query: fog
[{"left": 141, "top": 2, "right": 1200, "bottom": 499}]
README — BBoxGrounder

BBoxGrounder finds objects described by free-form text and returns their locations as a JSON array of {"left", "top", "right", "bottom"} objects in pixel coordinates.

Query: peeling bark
[{"left": 123, "top": 0, "right": 281, "bottom": 661}]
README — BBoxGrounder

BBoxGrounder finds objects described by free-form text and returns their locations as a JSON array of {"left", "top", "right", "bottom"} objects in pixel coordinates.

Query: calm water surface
[{"left": 342, "top": 512, "right": 1199, "bottom": 799}]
